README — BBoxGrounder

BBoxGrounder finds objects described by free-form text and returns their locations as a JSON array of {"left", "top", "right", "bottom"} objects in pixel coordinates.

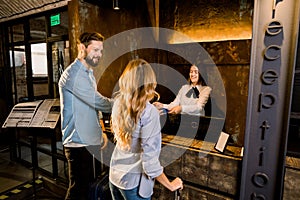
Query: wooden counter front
[{"left": 154, "top": 134, "right": 243, "bottom": 200}]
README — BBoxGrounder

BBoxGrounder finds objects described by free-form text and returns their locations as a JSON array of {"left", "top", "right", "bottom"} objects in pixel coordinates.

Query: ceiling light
[{"left": 113, "top": 0, "right": 120, "bottom": 10}]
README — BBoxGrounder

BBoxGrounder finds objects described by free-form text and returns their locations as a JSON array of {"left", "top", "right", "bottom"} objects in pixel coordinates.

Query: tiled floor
[
  {"left": 0, "top": 144, "right": 67, "bottom": 199},
  {"left": 0, "top": 145, "right": 33, "bottom": 193}
]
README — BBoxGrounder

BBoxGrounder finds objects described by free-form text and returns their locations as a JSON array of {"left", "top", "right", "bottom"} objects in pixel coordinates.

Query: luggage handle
[
  {"left": 92, "top": 149, "right": 104, "bottom": 179},
  {"left": 175, "top": 189, "right": 181, "bottom": 200},
  {"left": 92, "top": 154, "right": 96, "bottom": 179}
]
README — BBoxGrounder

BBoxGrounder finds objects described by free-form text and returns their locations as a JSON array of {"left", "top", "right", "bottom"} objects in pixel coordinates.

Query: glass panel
[
  {"left": 33, "top": 81, "right": 49, "bottom": 99},
  {"left": 11, "top": 24, "right": 24, "bottom": 43},
  {"left": 52, "top": 41, "right": 69, "bottom": 98},
  {"left": 31, "top": 43, "right": 48, "bottom": 98},
  {"left": 31, "top": 43, "right": 47, "bottom": 76},
  {"left": 10, "top": 46, "right": 27, "bottom": 103},
  {"left": 30, "top": 16, "right": 46, "bottom": 40},
  {"left": 8, "top": 27, "right": 12, "bottom": 43},
  {"left": 19, "top": 145, "right": 31, "bottom": 163},
  {"left": 58, "top": 159, "right": 68, "bottom": 180},
  {"left": 37, "top": 151, "right": 53, "bottom": 174},
  {"left": 50, "top": 11, "right": 68, "bottom": 37}
]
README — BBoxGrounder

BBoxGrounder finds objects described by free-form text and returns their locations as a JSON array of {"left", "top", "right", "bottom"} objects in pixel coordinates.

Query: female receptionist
[{"left": 153, "top": 65, "right": 211, "bottom": 116}]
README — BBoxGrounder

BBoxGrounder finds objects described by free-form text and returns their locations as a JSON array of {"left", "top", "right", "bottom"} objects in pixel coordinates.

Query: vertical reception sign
[{"left": 240, "top": 0, "right": 300, "bottom": 200}]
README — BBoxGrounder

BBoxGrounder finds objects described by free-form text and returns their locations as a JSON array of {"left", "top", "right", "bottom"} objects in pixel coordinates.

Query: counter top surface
[{"left": 162, "top": 133, "right": 243, "bottom": 159}]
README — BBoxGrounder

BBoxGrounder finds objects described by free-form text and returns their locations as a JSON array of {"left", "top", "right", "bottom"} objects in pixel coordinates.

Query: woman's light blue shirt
[{"left": 109, "top": 102, "right": 163, "bottom": 191}]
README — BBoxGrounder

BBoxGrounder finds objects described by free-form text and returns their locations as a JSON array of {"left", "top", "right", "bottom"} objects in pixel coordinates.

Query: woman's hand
[
  {"left": 153, "top": 102, "right": 163, "bottom": 109},
  {"left": 169, "top": 177, "right": 183, "bottom": 191},
  {"left": 155, "top": 173, "right": 183, "bottom": 192},
  {"left": 168, "top": 105, "right": 182, "bottom": 114}
]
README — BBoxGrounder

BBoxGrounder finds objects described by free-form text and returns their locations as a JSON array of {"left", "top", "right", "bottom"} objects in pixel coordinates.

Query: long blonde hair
[{"left": 111, "top": 59, "right": 159, "bottom": 149}]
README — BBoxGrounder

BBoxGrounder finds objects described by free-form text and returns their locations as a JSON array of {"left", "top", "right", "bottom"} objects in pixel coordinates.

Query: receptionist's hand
[{"left": 168, "top": 105, "right": 182, "bottom": 114}]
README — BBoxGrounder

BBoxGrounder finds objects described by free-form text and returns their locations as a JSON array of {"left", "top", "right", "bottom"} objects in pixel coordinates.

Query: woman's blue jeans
[{"left": 109, "top": 182, "right": 151, "bottom": 200}]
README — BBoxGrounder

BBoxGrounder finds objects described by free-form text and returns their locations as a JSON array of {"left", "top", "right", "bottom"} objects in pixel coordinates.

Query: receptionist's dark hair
[{"left": 188, "top": 65, "right": 207, "bottom": 86}]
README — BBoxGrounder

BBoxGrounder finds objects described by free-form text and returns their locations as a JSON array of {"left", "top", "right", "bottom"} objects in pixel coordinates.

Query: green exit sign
[{"left": 50, "top": 14, "right": 60, "bottom": 26}]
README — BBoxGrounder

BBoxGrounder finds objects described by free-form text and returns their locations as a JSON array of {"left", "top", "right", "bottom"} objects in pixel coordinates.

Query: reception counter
[{"left": 153, "top": 134, "right": 243, "bottom": 200}]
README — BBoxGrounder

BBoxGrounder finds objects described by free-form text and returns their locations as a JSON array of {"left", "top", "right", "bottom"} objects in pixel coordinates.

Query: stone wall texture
[{"left": 156, "top": 135, "right": 242, "bottom": 199}]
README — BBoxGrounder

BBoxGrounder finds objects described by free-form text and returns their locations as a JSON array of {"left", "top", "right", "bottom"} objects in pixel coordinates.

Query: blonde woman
[{"left": 109, "top": 59, "right": 183, "bottom": 200}]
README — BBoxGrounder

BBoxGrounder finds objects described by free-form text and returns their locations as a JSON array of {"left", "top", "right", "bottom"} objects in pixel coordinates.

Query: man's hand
[{"left": 101, "top": 132, "right": 108, "bottom": 149}]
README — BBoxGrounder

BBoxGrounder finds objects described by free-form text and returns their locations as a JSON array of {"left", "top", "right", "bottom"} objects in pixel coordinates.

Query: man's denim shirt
[{"left": 58, "top": 59, "right": 112, "bottom": 146}]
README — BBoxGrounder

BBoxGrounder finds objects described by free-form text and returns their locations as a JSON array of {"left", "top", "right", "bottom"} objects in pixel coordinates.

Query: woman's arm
[
  {"left": 152, "top": 86, "right": 186, "bottom": 113},
  {"left": 155, "top": 172, "right": 183, "bottom": 191},
  {"left": 140, "top": 105, "right": 183, "bottom": 192},
  {"left": 197, "top": 86, "right": 212, "bottom": 109},
  {"left": 166, "top": 86, "right": 185, "bottom": 110}
]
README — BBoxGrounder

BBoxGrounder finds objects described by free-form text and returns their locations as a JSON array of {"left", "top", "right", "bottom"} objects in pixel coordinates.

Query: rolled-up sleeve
[{"left": 140, "top": 105, "right": 164, "bottom": 179}]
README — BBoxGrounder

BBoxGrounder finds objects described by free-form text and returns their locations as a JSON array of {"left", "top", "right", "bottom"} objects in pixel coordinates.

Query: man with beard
[{"left": 59, "top": 32, "right": 112, "bottom": 200}]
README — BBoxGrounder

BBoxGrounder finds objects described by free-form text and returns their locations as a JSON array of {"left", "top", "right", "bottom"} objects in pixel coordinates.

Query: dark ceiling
[
  {"left": 0, "top": 0, "right": 157, "bottom": 27},
  {"left": 0, "top": 0, "right": 70, "bottom": 23}
]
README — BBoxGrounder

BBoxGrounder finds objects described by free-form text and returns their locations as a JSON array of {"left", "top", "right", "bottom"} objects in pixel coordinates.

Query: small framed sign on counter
[{"left": 214, "top": 131, "right": 230, "bottom": 153}]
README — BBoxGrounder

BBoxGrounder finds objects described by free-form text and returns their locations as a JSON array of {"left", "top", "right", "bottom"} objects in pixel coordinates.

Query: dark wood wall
[
  {"left": 0, "top": 0, "right": 252, "bottom": 146},
  {"left": 68, "top": 0, "right": 252, "bottom": 146}
]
